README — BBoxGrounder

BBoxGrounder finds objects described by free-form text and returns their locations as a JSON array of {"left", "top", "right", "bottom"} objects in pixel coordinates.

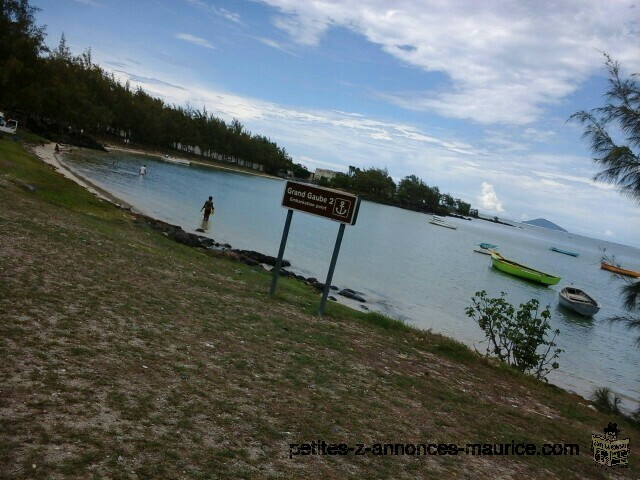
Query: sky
[{"left": 32, "top": 0, "right": 640, "bottom": 247}]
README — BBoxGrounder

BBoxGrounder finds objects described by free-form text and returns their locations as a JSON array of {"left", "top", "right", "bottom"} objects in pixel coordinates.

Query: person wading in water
[{"left": 201, "top": 196, "right": 214, "bottom": 221}]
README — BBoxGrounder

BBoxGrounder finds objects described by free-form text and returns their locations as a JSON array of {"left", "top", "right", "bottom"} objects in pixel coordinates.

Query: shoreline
[
  {"left": 104, "top": 143, "right": 283, "bottom": 181},
  {"left": 32, "top": 142, "right": 371, "bottom": 314},
  {"left": 6, "top": 137, "right": 639, "bottom": 478},
  {"left": 32, "top": 143, "right": 136, "bottom": 211},
  {"left": 30, "top": 142, "right": 639, "bottom": 413}
]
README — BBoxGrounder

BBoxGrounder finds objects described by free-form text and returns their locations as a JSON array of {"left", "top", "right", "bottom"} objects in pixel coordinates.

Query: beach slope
[{"left": 1, "top": 137, "right": 638, "bottom": 479}]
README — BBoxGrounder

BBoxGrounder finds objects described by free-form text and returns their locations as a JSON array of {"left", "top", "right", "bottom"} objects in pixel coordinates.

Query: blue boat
[{"left": 550, "top": 247, "right": 579, "bottom": 257}]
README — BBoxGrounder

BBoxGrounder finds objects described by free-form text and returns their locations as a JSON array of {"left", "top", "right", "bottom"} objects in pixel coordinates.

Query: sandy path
[{"left": 32, "top": 143, "right": 135, "bottom": 210}]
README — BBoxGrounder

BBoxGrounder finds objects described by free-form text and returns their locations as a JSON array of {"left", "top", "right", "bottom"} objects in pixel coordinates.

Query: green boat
[{"left": 490, "top": 251, "right": 561, "bottom": 286}]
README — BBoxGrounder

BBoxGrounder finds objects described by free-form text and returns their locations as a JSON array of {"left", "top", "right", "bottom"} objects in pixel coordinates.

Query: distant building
[{"left": 313, "top": 168, "right": 339, "bottom": 182}]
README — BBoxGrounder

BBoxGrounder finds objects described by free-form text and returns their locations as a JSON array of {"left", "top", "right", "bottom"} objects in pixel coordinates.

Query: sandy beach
[{"left": 32, "top": 143, "right": 135, "bottom": 210}]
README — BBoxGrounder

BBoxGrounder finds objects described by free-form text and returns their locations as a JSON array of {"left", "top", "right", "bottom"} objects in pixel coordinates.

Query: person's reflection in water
[{"left": 200, "top": 219, "right": 210, "bottom": 232}]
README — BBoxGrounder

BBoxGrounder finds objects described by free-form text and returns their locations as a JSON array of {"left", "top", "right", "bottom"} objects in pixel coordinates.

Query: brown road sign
[{"left": 281, "top": 181, "right": 360, "bottom": 225}]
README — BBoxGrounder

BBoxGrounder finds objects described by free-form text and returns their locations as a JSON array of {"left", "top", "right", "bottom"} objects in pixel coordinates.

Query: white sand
[{"left": 32, "top": 143, "right": 133, "bottom": 209}]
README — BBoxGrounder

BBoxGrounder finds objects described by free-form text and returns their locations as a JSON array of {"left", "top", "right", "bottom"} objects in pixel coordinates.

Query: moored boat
[
  {"left": 161, "top": 154, "right": 190, "bottom": 165},
  {"left": 550, "top": 247, "right": 579, "bottom": 257},
  {"left": 559, "top": 287, "right": 600, "bottom": 316},
  {"left": 600, "top": 261, "right": 640, "bottom": 278},
  {"left": 490, "top": 251, "right": 561, "bottom": 286},
  {"left": 474, "top": 242, "right": 497, "bottom": 255},
  {"left": 429, "top": 218, "right": 457, "bottom": 229}
]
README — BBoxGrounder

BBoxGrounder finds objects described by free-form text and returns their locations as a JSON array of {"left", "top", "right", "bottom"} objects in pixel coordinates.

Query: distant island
[{"left": 522, "top": 218, "right": 567, "bottom": 232}]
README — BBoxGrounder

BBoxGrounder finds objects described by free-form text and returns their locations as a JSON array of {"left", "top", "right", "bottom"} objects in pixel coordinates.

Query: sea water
[{"left": 63, "top": 149, "right": 640, "bottom": 410}]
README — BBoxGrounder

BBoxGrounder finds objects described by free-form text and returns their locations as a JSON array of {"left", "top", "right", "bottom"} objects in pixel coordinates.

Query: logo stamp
[{"left": 591, "top": 422, "right": 629, "bottom": 469}]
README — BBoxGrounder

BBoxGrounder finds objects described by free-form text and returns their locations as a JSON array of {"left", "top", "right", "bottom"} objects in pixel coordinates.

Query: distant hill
[{"left": 522, "top": 218, "right": 567, "bottom": 232}]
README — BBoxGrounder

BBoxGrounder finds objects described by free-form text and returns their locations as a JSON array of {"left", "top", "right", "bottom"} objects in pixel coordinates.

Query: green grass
[{"left": 1, "top": 136, "right": 639, "bottom": 479}]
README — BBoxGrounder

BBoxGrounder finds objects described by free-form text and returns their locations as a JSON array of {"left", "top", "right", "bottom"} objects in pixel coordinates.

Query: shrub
[
  {"left": 465, "top": 290, "right": 562, "bottom": 380},
  {"left": 592, "top": 387, "right": 622, "bottom": 415}
]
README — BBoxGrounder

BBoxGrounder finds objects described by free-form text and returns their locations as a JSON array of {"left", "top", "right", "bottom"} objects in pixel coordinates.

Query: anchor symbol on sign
[{"left": 334, "top": 199, "right": 349, "bottom": 217}]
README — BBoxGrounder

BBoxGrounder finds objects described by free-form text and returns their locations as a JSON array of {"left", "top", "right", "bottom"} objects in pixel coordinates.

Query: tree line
[
  {"left": 0, "top": 0, "right": 305, "bottom": 175},
  {"left": 325, "top": 168, "right": 472, "bottom": 215},
  {"left": 1, "top": 0, "right": 473, "bottom": 214}
]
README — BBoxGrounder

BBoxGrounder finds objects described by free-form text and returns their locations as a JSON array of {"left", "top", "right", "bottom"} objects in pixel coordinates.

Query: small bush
[
  {"left": 465, "top": 290, "right": 562, "bottom": 380},
  {"left": 592, "top": 387, "right": 622, "bottom": 415}
]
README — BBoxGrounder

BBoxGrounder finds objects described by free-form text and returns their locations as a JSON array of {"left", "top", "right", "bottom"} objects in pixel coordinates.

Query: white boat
[
  {"left": 161, "top": 154, "right": 190, "bottom": 165},
  {"left": 0, "top": 112, "right": 18, "bottom": 134},
  {"left": 558, "top": 287, "right": 600, "bottom": 316},
  {"left": 429, "top": 216, "right": 457, "bottom": 230}
]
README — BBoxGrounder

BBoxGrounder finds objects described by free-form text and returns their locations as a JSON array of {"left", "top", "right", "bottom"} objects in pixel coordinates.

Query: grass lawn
[{"left": 0, "top": 136, "right": 638, "bottom": 479}]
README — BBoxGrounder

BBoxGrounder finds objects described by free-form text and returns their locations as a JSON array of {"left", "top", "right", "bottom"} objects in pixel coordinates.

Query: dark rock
[
  {"left": 170, "top": 230, "right": 201, "bottom": 247},
  {"left": 240, "top": 257, "right": 260, "bottom": 267},
  {"left": 197, "top": 236, "right": 215, "bottom": 247},
  {"left": 312, "top": 282, "right": 324, "bottom": 291},
  {"left": 329, "top": 296, "right": 337, "bottom": 301},
  {"left": 195, "top": 228, "right": 205, "bottom": 233},
  {"left": 353, "top": 295, "right": 366, "bottom": 303},
  {"left": 330, "top": 285, "right": 339, "bottom": 290},
  {"left": 338, "top": 289, "right": 355, "bottom": 299},
  {"left": 232, "top": 250, "right": 290, "bottom": 267},
  {"left": 307, "top": 277, "right": 318, "bottom": 284},
  {"left": 359, "top": 305, "right": 369, "bottom": 310}
]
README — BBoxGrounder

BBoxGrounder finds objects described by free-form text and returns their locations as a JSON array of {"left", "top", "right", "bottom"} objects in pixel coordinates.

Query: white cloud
[
  {"left": 540, "top": 178, "right": 568, "bottom": 189},
  {"left": 185, "top": 0, "right": 242, "bottom": 23},
  {"left": 604, "top": 229, "right": 615, "bottom": 237},
  {"left": 257, "top": 0, "right": 639, "bottom": 124},
  {"left": 272, "top": 13, "right": 330, "bottom": 46},
  {"left": 175, "top": 33, "right": 215, "bottom": 49},
  {"left": 522, "top": 128, "right": 556, "bottom": 143},
  {"left": 479, "top": 182, "right": 504, "bottom": 212},
  {"left": 101, "top": 61, "right": 640, "bottom": 247},
  {"left": 256, "top": 37, "right": 299, "bottom": 56},
  {"left": 533, "top": 170, "right": 617, "bottom": 191}
]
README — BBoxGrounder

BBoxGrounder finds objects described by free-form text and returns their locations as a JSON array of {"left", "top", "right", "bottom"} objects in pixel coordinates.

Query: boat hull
[
  {"left": 600, "top": 262, "right": 640, "bottom": 278},
  {"left": 490, "top": 252, "right": 561, "bottom": 286},
  {"left": 161, "top": 155, "right": 190, "bottom": 165},
  {"left": 559, "top": 287, "right": 600, "bottom": 316},
  {"left": 550, "top": 247, "right": 579, "bottom": 257},
  {"left": 429, "top": 220, "right": 457, "bottom": 229}
]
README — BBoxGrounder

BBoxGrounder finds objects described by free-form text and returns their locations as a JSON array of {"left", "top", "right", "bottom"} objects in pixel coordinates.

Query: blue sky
[{"left": 33, "top": 0, "right": 640, "bottom": 247}]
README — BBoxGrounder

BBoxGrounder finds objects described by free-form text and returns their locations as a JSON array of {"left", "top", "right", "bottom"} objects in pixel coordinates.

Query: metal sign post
[
  {"left": 318, "top": 223, "right": 346, "bottom": 316},
  {"left": 269, "top": 209, "right": 293, "bottom": 296},
  {"left": 270, "top": 181, "right": 360, "bottom": 316}
]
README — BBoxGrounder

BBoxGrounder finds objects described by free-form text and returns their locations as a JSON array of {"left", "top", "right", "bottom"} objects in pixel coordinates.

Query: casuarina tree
[{"left": 570, "top": 53, "right": 640, "bottom": 346}]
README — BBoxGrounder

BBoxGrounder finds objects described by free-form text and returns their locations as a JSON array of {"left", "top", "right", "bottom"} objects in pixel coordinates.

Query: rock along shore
[{"left": 33, "top": 143, "right": 369, "bottom": 309}]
